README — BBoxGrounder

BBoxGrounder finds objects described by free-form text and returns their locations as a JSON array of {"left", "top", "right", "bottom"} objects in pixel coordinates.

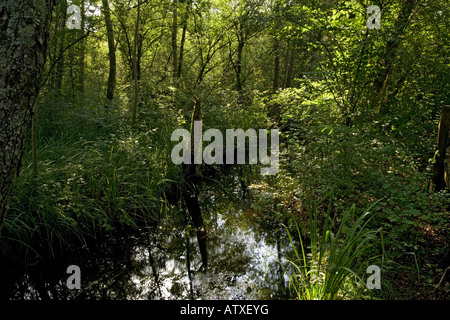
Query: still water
[{"left": 2, "top": 176, "right": 292, "bottom": 300}]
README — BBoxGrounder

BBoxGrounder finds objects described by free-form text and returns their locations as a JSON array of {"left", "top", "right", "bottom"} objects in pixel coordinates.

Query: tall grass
[
  {"left": 0, "top": 92, "right": 180, "bottom": 260},
  {"left": 280, "top": 195, "right": 381, "bottom": 300}
]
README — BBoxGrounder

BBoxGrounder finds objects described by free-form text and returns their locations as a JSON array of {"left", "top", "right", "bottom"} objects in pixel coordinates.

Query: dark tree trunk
[
  {"left": 273, "top": 35, "right": 280, "bottom": 93},
  {"left": 131, "top": 0, "right": 141, "bottom": 128},
  {"left": 102, "top": 0, "right": 116, "bottom": 101},
  {"left": 172, "top": 0, "right": 178, "bottom": 81},
  {"left": 236, "top": 38, "right": 244, "bottom": 92},
  {"left": 54, "top": 0, "right": 67, "bottom": 95},
  {"left": 177, "top": 3, "right": 189, "bottom": 79},
  {"left": 78, "top": 0, "right": 85, "bottom": 95},
  {"left": 431, "top": 106, "right": 450, "bottom": 191},
  {"left": 0, "top": 0, "right": 55, "bottom": 232},
  {"left": 285, "top": 46, "right": 295, "bottom": 88}
]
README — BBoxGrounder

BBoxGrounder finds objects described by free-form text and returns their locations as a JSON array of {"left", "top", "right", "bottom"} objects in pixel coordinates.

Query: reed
[{"left": 279, "top": 195, "right": 381, "bottom": 300}]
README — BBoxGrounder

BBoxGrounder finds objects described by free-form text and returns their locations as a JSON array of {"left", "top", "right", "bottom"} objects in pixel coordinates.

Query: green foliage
[
  {"left": 276, "top": 195, "right": 381, "bottom": 300},
  {"left": 1, "top": 90, "right": 180, "bottom": 260},
  {"left": 1, "top": 0, "right": 449, "bottom": 300},
  {"left": 256, "top": 74, "right": 449, "bottom": 298}
]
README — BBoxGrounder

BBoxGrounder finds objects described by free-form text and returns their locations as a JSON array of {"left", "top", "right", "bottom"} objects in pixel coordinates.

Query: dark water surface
[{"left": 1, "top": 177, "right": 292, "bottom": 300}]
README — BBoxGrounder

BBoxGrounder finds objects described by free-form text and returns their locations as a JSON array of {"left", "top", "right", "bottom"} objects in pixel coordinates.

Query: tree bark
[
  {"left": 285, "top": 45, "right": 295, "bottom": 88},
  {"left": 102, "top": 0, "right": 116, "bottom": 101},
  {"left": 54, "top": 0, "right": 67, "bottom": 95},
  {"left": 0, "top": 0, "right": 55, "bottom": 232},
  {"left": 177, "top": 2, "right": 189, "bottom": 79},
  {"left": 273, "top": 35, "right": 280, "bottom": 93},
  {"left": 31, "top": 105, "right": 38, "bottom": 177},
  {"left": 171, "top": 0, "right": 178, "bottom": 81},
  {"left": 131, "top": 0, "right": 141, "bottom": 128},
  {"left": 431, "top": 106, "right": 450, "bottom": 191},
  {"left": 236, "top": 36, "right": 244, "bottom": 92},
  {"left": 78, "top": 0, "right": 85, "bottom": 95}
]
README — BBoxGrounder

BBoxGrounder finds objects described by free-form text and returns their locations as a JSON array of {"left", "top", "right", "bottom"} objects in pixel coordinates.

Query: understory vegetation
[{"left": 0, "top": 0, "right": 449, "bottom": 300}]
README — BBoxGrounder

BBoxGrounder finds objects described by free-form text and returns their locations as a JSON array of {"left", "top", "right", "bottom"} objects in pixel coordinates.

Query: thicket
[{"left": 1, "top": 0, "right": 449, "bottom": 299}]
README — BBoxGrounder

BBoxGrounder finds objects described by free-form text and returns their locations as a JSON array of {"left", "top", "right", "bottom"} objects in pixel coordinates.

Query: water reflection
[{"left": 2, "top": 174, "right": 291, "bottom": 300}]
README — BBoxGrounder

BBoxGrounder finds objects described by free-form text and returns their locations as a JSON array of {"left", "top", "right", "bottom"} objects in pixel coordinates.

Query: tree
[
  {"left": 171, "top": 0, "right": 178, "bottom": 81},
  {"left": 0, "top": 0, "right": 55, "bottom": 232},
  {"left": 79, "top": 0, "right": 86, "bottom": 95},
  {"left": 177, "top": 0, "right": 191, "bottom": 79},
  {"left": 132, "top": 0, "right": 141, "bottom": 127},
  {"left": 102, "top": 0, "right": 117, "bottom": 101},
  {"left": 430, "top": 106, "right": 450, "bottom": 191},
  {"left": 222, "top": 0, "right": 267, "bottom": 94},
  {"left": 54, "top": 0, "right": 67, "bottom": 96},
  {"left": 372, "top": 0, "right": 419, "bottom": 113}
]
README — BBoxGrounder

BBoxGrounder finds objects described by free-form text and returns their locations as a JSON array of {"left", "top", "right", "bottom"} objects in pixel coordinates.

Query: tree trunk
[
  {"left": 431, "top": 106, "right": 450, "bottom": 191},
  {"left": 131, "top": 0, "right": 140, "bottom": 128},
  {"left": 79, "top": 0, "right": 85, "bottom": 95},
  {"left": 283, "top": 40, "right": 294, "bottom": 88},
  {"left": 102, "top": 0, "right": 116, "bottom": 101},
  {"left": 285, "top": 45, "right": 295, "bottom": 88},
  {"left": 54, "top": 0, "right": 67, "bottom": 95},
  {"left": 31, "top": 105, "right": 38, "bottom": 177},
  {"left": 273, "top": 35, "right": 280, "bottom": 93},
  {"left": 177, "top": 3, "right": 189, "bottom": 79},
  {"left": 171, "top": 0, "right": 178, "bottom": 81},
  {"left": 236, "top": 37, "right": 244, "bottom": 92},
  {"left": 373, "top": 0, "right": 417, "bottom": 112},
  {"left": 0, "top": 0, "right": 55, "bottom": 232}
]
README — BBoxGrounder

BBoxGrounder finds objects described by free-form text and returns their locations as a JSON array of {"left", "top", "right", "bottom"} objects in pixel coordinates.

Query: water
[{"left": 1, "top": 175, "right": 292, "bottom": 300}]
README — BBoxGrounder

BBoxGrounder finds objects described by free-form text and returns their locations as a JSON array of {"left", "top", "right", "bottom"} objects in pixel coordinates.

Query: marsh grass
[
  {"left": 277, "top": 195, "right": 382, "bottom": 300},
  {"left": 0, "top": 95, "right": 180, "bottom": 261}
]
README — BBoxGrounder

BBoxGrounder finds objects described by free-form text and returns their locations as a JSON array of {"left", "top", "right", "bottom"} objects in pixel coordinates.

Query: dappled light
[{"left": 0, "top": 0, "right": 448, "bottom": 305}]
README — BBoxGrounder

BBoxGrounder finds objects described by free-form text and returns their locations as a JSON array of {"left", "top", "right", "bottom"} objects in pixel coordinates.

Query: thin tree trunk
[
  {"left": 55, "top": 0, "right": 67, "bottom": 95},
  {"left": 283, "top": 39, "right": 291, "bottom": 88},
  {"left": 273, "top": 35, "right": 280, "bottom": 93},
  {"left": 346, "top": 29, "right": 369, "bottom": 126},
  {"left": 236, "top": 37, "right": 244, "bottom": 92},
  {"left": 272, "top": 1, "right": 281, "bottom": 93},
  {"left": 373, "top": 0, "right": 417, "bottom": 112},
  {"left": 31, "top": 105, "right": 38, "bottom": 177},
  {"left": 431, "top": 106, "right": 450, "bottom": 191},
  {"left": 131, "top": 0, "right": 140, "bottom": 128},
  {"left": 177, "top": 3, "right": 189, "bottom": 79},
  {"left": 137, "top": 37, "right": 142, "bottom": 81},
  {"left": 172, "top": 0, "right": 178, "bottom": 81},
  {"left": 285, "top": 45, "right": 295, "bottom": 88},
  {"left": 0, "top": 0, "right": 55, "bottom": 232},
  {"left": 102, "top": 0, "right": 116, "bottom": 101},
  {"left": 79, "top": 0, "right": 85, "bottom": 95}
]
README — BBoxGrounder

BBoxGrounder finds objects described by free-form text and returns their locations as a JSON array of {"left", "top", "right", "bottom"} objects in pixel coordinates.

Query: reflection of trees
[{"left": 5, "top": 170, "right": 290, "bottom": 299}]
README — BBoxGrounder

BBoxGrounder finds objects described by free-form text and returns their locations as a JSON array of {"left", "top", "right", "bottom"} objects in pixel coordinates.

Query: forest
[{"left": 0, "top": 0, "right": 449, "bottom": 301}]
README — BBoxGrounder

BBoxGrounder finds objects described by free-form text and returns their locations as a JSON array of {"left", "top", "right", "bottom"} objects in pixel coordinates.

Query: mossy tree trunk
[{"left": 0, "top": 0, "right": 55, "bottom": 232}]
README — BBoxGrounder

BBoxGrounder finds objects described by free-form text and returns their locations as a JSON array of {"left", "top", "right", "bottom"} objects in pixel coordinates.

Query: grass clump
[{"left": 279, "top": 195, "right": 382, "bottom": 300}]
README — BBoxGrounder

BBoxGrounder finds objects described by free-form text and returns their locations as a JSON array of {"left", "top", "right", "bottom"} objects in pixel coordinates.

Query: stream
[{"left": 1, "top": 173, "right": 292, "bottom": 300}]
